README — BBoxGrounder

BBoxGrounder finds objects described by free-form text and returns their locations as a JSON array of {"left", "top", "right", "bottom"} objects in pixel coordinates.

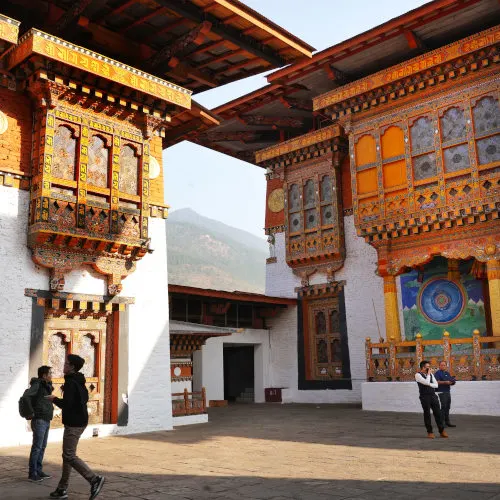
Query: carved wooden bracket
[{"left": 32, "top": 246, "right": 137, "bottom": 296}]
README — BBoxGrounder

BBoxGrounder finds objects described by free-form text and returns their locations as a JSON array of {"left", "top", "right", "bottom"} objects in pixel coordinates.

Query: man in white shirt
[{"left": 415, "top": 360, "right": 448, "bottom": 439}]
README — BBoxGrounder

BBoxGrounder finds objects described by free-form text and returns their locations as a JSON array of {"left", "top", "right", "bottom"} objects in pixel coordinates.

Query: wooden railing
[
  {"left": 365, "top": 330, "right": 500, "bottom": 382},
  {"left": 172, "top": 388, "right": 207, "bottom": 416}
]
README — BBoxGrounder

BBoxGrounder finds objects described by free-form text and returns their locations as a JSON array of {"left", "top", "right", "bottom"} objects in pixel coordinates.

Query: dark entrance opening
[{"left": 223, "top": 345, "right": 254, "bottom": 403}]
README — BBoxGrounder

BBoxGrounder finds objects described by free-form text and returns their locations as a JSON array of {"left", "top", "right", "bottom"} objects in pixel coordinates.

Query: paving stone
[{"left": 0, "top": 405, "right": 499, "bottom": 499}]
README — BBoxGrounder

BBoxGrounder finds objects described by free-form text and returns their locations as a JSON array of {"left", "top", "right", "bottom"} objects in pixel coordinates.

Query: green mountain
[{"left": 166, "top": 208, "right": 267, "bottom": 293}]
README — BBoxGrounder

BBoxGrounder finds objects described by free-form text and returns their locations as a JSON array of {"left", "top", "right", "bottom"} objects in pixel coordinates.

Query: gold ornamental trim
[
  {"left": 314, "top": 24, "right": 500, "bottom": 111},
  {"left": 0, "top": 14, "right": 20, "bottom": 45},
  {"left": 256, "top": 124, "right": 342, "bottom": 163},
  {"left": 6, "top": 29, "right": 192, "bottom": 109}
]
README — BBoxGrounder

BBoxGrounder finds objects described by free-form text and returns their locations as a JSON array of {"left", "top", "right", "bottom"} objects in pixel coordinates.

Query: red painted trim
[{"left": 168, "top": 284, "right": 297, "bottom": 305}]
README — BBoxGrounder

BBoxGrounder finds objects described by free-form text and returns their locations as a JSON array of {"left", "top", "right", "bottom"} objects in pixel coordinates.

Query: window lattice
[
  {"left": 52, "top": 126, "right": 76, "bottom": 180},
  {"left": 119, "top": 145, "right": 139, "bottom": 195},
  {"left": 88, "top": 136, "right": 109, "bottom": 188}
]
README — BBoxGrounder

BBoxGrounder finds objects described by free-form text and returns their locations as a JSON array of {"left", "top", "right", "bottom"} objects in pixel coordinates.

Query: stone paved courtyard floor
[{"left": 1, "top": 404, "right": 499, "bottom": 500}]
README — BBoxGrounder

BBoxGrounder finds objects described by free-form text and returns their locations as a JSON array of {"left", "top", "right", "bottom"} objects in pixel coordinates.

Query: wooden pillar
[
  {"left": 447, "top": 259, "right": 460, "bottom": 281},
  {"left": 486, "top": 260, "right": 500, "bottom": 336},
  {"left": 383, "top": 275, "right": 402, "bottom": 341}
]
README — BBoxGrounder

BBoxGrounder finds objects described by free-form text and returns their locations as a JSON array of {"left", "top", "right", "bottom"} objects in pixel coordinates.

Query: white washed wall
[
  {"left": 265, "top": 216, "right": 385, "bottom": 404},
  {"left": 195, "top": 328, "right": 271, "bottom": 404},
  {"left": 0, "top": 189, "right": 171, "bottom": 446},
  {"left": 362, "top": 381, "right": 500, "bottom": 416}
]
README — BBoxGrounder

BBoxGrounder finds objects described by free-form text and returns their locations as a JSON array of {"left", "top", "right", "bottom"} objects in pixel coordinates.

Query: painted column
[
  {"left": 383, "top": 275, "right": 402, "bottom": 341},
  {"left": 447, "top": 259, "right": 460, "bottom": 281},
  {"left": 486, "top": 259, "right": 500, "bottom": 335}
]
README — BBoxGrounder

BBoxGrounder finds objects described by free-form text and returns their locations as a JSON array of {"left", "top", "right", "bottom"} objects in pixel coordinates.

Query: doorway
[
  {"left": 43, "top": 317, "right": 108, "bottom": 427},
  {"left": 223, "top": 346, "right": 254, "bottom": 403}
]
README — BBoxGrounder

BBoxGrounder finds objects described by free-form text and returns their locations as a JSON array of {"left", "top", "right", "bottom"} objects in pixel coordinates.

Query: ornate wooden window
[
  {"left": 473, "top": 95, "right": 500, "bottom": 166},
  {"left": 320, "top": 175, "right": 334, "bottom": 226},
  {"left": 52, "top": 125, "right": 77, "bottom": 180},
  {"left": 350, "top": 79, "right": 500, "bottom": 239},
  {"left": 301, "top": 291, "right": 351, "bottom": 389},
  {"left": 410, "top": 117, "right": 437, "bottom": 183},
  {"left": 303, "top": 179, "right": 318, "bottom": 230},
  {"left": 288, "top": 183, "right": 302, "bottom": 233},
  {"left": 119, "top": 144, "right": 139, "bottom": 195},
  {"left": 47, "top": 332, "right": 69, "bottom": 378},
  {"left": 440, "top": 106, "right": 470, "bottom": 174},
  {"left": 88, "top": 135, "right": 110, "bottom": 188}
]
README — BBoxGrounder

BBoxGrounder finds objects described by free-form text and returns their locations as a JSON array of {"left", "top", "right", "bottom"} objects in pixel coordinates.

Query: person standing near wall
[
  {"left": 21, "top": 365, "right": 54, "bottom": 482},
  {"left": 415, "top": 360, "right": 449, "bottom": 439},
  {"left": 45, "top": 354, "right": 105, "bottom": 500},
  {"left": 435, "top": 360, "right": 456, "bottom": 427}
]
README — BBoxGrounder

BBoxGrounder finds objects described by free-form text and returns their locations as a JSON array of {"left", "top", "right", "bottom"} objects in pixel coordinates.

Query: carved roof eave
[
  {"left": 256, "top": 125, "right": 347, "bottom": 169},
  {"left": 313, "top": 24, "right": 500, "bottom": 119}
]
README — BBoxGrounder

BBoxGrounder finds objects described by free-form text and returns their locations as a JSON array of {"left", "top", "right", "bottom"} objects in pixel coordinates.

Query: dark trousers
[
  {"left": 438, "top": 392, "right": 452, "bottom": 424},
  {"left": 57, "top": 426, "right": 96, "bottom": 490},
  {"left": 419, "top": 394, "right": 443, "bottom": 433},
  {"left": 29, "top": 418, "right": 50, "bottom": 477}
]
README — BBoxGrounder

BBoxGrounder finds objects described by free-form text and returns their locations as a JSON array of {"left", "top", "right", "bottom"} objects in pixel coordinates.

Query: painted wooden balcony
[
  {"left": 172, "top": 388, "right": 207, "bottom": 417},
  {"left": 365, "top": 331, "right": 500, "bottom": 382}
]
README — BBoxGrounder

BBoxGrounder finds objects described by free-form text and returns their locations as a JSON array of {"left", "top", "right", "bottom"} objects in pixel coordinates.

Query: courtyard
[{"left": 1, "top": 404, "right": 499, "bottom": 500}]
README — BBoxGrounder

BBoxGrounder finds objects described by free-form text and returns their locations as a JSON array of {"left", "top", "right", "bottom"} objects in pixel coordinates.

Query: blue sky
[{"left": 163, "top": 0, "right": 428, "bottom": 238}]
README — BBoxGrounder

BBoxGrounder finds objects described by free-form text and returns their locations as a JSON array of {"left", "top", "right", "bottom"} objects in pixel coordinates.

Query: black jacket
[
  {"left": 53, "top": 372, "right": 89, "bottom": 427},
  {"left": 21, "top": 378, "right": 54, "bottom": 421}
]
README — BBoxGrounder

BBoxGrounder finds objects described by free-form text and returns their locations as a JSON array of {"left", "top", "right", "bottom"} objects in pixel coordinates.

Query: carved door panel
[{"left": 43, "top": 318, "right": 107, "bottom": 428}]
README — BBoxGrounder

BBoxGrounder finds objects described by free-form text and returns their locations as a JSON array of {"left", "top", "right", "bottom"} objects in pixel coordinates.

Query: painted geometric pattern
[
  {"left": 78, "top": 334, "right": 96, "bottom": 378},
  {"left": 440, "top": 107, "right": 466, "bottom": 144},
  {"left": 443, "top": 144, "right": 470, "bottom": 173},
  {"left": 321, "top": 205, "right": 334, "bottom": 225},
  {"left": 288, "top": 184, "right": 301, "bottom": 211},
  {"left": 473, "top": 96, "right": 500, "bottom": 136},
  {"left": 305, "top": 208, "right": 318, "bottom": 230},
  {"left": 119, "top": 145, "right": 139, "bottom": 195},
  {"left": 413, "top": 152, "right": 437, "bottom": 181},
  {"left": 411, "top": 117, "right": 434, "bottom": 153},
  {"left": 48, "top": 333, "right": 68, "bottom": 378},
  {"left": 418, "top": 278, "right": 466, "bottom": 324},
  {"left": 88, "top": 136, "right": 109, "bottom": 187},
  {"left": 321, "top": 175, "right": 332, "bottom": 202},
  {"left": 53, "top": 126, "right": 76, "bottom": 180},
  {"left": 477, "top": 135, "right": 500, "bottom": 165}
]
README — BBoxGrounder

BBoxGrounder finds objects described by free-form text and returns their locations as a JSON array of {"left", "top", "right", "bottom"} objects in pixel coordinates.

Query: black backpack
[{"left": 18, "top": 383, "right": 43, "bottom": 419}]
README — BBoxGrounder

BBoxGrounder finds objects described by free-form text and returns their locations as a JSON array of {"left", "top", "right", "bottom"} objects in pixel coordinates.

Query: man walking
[
  {"left": 21, "top": 365, "right": 54, "bottom": 482},
  {"left": 46, "top": 354, "right": 105, "bottom": 500},
  {"left": 415, "top": 360, "right": 449, "bottom": 439},
  {"left": 435, "top": 360, "right": 456, "bottom": 427}
]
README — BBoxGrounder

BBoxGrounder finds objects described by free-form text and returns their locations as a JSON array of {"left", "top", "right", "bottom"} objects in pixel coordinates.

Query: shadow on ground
[
  {"left": 0, "top": 456, "right": 499, "bottom": 500},
  {"left": 125, "top": 404, "right": 500, "bottom": 454}
]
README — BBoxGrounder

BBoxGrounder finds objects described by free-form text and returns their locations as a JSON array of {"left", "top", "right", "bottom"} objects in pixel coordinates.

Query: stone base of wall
[
  {"left": 173, "top": 414, "right": 209, "bottom": 426},
  {"left": 362, "top": 381, "right": 500, "bottom": 416}
]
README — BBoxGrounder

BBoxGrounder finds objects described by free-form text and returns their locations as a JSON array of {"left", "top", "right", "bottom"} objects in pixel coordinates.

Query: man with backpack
[
  {"left": 20, "top": 365, "right": 54, "bottom": 482},
  {"left": 45, "top": 354, "right": 105, "bottom": 500}
]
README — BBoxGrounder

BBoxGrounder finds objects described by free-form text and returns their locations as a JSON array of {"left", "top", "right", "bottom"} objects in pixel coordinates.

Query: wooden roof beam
[
  {"left": 404, "top": 30, "right": 426, "bottom": 50},
  {"left": 53, "top": 0, "right": 93, "bottom": 35},
  {"left": 109, "top": 0, "right": 136, "bottom": 17},
  {"left": 279, "top": 97, "right": 312, "bottom": 111},
  {"left": 237, "top": 115, "right": 304, "bottom": 128},
  {"left": 167, "top": 61, "right": 218, "bottom": 88},
  {"left": 190, "top": 40, "right": 229, "bottom": 57},
  {"left": 148, "top": 21, "right": 213, "bottom": 71},
  {"left": 123, "top": 6, "right": 169, "bottom": 33},
  {"left": 144, "top": 17, "right": 191, "bottom": 44},
  {"left": 155, "top": 0, "right": 285, "bottom": 67},
  {"left": 198, "top": 48, "right": 246, "bottom": 69}
]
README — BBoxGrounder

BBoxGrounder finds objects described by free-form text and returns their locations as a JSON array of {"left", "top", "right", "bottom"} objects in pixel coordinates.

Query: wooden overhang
[
  {"left": 1, "top": 0, "right": 314, "bottom": 95},
  {"left": 169, "top": 284, "right": 297, "bottom": 306},
  {"left": 0, "top": 13, "right": 19, "bottom": 54},
  {"left": 191, "top": 0, "right": 500, "bottom": 165}
]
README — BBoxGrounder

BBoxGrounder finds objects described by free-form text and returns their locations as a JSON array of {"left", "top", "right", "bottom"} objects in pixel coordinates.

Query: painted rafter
[
  {"left": 147, "top": 21, "right": 213, "bottom": 70},
  {"left": 279, "top": 97, "right": 312, "bottom": 111},
  {"left": 53, "top": 0, "right": 94, "bottom": 34},
  {"left": 237, "top": 115, "right": 304, "bottom": 128},
  {"left": 155, "top": 0, "right": 285, "bottom": 67}
]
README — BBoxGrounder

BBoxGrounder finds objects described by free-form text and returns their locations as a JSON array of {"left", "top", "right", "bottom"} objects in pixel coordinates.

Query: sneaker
[
  {"left": 49, "top": 488, "right": 68, "bottom": 499},
  {"left": 89, "top": 475, "right": 105, "bottom": 500},
  {"left": 39, "top": 471, "right": 51, "bottom": 479},
  {"left": 28, "top": 475, "right": 43, "bottom": 482},
  {"left": 440, "top": 430, "right": 449, "bottom": 438},
  {"left": 427, "top": 433, "right": 435, "bottom": 439}
]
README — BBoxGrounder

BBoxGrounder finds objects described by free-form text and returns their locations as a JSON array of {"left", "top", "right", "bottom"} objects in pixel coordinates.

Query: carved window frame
[
  {"left": 51, "top": 121, "right": 80, "bottom": 187},
  {"left": 119, "top": 141, "right": 142, "bottom": 203},
  {"left": 87, "top": 132, "right": 112, "bottom": 196}
]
